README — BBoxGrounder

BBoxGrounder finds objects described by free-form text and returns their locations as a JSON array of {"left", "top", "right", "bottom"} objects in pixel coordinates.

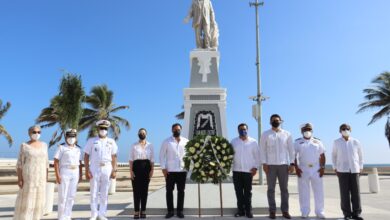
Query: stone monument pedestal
[{"left": 182, "top": 50, "right": 227, "bottom": 139}]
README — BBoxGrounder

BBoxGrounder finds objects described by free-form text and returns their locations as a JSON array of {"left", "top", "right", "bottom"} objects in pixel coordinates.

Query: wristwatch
[{"left": 290, "top": 163, "right": 295, "bottom": 166}]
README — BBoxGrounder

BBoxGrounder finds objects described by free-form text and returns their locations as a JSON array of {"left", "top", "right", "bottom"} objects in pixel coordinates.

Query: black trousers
[
  {"left": 233, "top": 171, "right": 253, "bottom": 213},
  {"left": 166, "top": 172, "right": 187, "bottom": 213},
  {"left": 337, "top": 172, "right": 362, "bottom": 217},
  {"left": 132, "top": 160, "right": 151, "bottom": 212}
]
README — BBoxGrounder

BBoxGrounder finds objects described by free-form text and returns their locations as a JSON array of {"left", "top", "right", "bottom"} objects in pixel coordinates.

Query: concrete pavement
[{"left": 0, "top": 175, "right": 389, "bottom": 220}]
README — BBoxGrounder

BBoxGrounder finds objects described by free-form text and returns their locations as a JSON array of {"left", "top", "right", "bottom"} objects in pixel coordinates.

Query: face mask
[
  {"left": 271, "top": 121, "right": 281, "bottom": 128},
  {"left": 138, "top": 134, "right": 146, "bottom": 140},
  {"left": 67, "top": 137, "right": 76, "bottom": 145},
  {"left": 341, "top": 130, "right": 350, "bottom": 137},
  {"left": 99, "top": 129, "right": 108, "bottom": 137},
  {"left": 239, "top": 130, "right": 247, "bottom": 137},
  {"left": 303, "top": 131, "right": 312, "bottom": 139},
  {"left": 173, "top": 130, "right": 181, "bottom": 138},
  {"left": 31, "top": 134, "right": 40, "bottom": 141}
]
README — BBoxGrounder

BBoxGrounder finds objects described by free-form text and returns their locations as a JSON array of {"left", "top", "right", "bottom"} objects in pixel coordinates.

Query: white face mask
[
  {"left": 303, "top": 131, "right": 312, "bottom": 139},
  {"left": 67, "top": 137, "right": 76, "bottom": 145},
  {"left": 99, "top": 129, "right": 108, "bottom": 137},
  {"left": 31, "top": 133, "right": 40, "bottom": 141},
  {"left": 341, "top": 130, "right": 350, "bottom": 137}
]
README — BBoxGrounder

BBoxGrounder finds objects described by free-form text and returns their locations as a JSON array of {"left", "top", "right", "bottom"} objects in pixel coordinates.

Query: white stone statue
[{"left": 184, "top": 0, "right": 219, "bottom": 50}]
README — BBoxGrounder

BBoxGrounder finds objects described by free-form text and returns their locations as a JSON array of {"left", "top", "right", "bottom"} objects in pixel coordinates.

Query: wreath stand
[{"left": 197, "top": 182, "right": 224, "bottom": 217}]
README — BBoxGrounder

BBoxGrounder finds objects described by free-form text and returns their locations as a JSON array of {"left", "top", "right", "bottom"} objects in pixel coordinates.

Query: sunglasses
[
  {"left": 32, "top": 131, "right": 41, "bottom": 134},
  {"left": 341, "top": 128, "right": 350, "bottom": 131},
  {"left": 99, "top": 127, "right": 108, "bottom": 130}
]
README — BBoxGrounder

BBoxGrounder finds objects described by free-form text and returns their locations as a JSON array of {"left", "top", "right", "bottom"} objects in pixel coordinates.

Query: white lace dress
[{"left": 13, "top": 143, "right": 49, "bottom": 220}]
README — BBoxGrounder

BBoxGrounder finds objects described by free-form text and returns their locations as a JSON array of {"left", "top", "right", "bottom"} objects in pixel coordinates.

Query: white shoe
[
  {"left": 301, "top": 213, "right": 309, "bottom": 218},
  {"left": 89, "top": 218, "right": 97, "bottom": 220},
  {"left": 316, "top": 213, "right": 326, "bottom": 219},
  {"left": 98, "top": 216, "right": 108, "bottom": 220}
]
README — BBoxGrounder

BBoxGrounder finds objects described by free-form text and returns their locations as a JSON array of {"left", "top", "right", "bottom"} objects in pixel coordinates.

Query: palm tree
[
  {"left": 357, "top": 71, "right": 390, "bottom": 145},
  {"left": 79, "top": 85, "right": 130, "bottom": 140},
  {"left": 36, "top": 73, "right": 85, "bottom": 147},
  {"left": 0, "top": 100, "right": 13, "bottom": 147}
]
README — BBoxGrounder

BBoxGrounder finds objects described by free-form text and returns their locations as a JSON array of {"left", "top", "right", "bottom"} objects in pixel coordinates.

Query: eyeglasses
[
  {"left": 32, "top": 131, "right": 41, "bottom": 134},
  {"left": 99, "top": 127, "right": 108, "bottom": 130}
]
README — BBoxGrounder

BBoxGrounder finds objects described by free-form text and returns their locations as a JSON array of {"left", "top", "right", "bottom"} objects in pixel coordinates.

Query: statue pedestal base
[{"left": 182, "top": 87, "right": 227, "bottom": 139}]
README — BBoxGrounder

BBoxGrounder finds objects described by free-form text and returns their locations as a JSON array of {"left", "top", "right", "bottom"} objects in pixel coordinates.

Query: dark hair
[
  {"left": 172, "top": 123, "right": 182, "bottom": 129},
  {"left": 237, "top": 123, "right": 248, "bottom": 130},
  {"left": 138, "top": 128, "right": 147, "bottom": 134},
  {"left": 339, "top": 123, "right": 351, "bottom": 131},
  {"left": 270, "top": 114, "right": 281, "bottom": 121}
]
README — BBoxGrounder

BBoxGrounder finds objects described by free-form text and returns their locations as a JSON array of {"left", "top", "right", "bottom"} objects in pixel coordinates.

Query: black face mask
[
  {"left": 138, "top": 134, "right": 146, "bottom": 140},
  {"left": 173, "top": 130, "right": 181, "bottom": 137},
  {"left": 271, "top": 121, "right": 281, "bottom": 128}
]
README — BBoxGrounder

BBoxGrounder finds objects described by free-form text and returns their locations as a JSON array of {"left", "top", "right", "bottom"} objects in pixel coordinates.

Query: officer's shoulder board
[
  {"left": 312, "top": 137, "right": 321, "bottom": 144},
  {"left": 295, "top": 137, "right": 305, "bottom": 144}
]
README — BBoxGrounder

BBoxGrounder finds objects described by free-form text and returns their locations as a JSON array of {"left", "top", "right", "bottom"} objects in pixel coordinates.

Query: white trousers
[
  {"left": 57, "top": 167, "right": 79, "bottom": 220},
  {"left": 90, "top": 164, "right": 112, "bottom": 218},
  {"left": 297, "top": 166, "right": 325, "bottom": 216}
]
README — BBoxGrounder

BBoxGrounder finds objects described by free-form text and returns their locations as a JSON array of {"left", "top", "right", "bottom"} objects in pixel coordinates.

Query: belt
[
  {"left": 302, "top": 163, "right": 318, "bottom": 168},
  {"left": 99, "top": 162, "right": 111, "bottom": 167},
  {"left": 62, "top": 165, "right": 78, "bottom": 170}
]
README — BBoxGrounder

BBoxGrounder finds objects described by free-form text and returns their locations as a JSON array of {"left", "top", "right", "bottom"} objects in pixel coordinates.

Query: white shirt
[
  {"left": 332, "top": 137, "right": 363, "bottom": 173},
  {"left": 231, "top": 136, "right": 260, "bottom": 173},
  {"left": 260, "top": 128, "right": 295, "bottom": 165},
  {"left": 159, "top": 136, "right": 189, "bottom": 172},
  {"left": 54, "top": 144, "right": 82, "bottom": 167},
  {"left": 129, "top": 141, "right": 154, "bottom": 162},
  {"left": 294, "top": 137, "right": 325, "bottom": 168},
  {"left": 84, "top": 137, "right": 118, "bottom": 166}
]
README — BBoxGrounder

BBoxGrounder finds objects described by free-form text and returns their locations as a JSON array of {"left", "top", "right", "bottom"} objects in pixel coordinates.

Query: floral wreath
[{"left": 183, "top": 135, "right": 234, "bottom": 184}]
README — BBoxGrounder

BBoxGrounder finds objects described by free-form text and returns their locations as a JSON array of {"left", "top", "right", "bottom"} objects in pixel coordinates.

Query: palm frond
[
  {"left": 0, "top": 101, "right": 11, "bottom": 119},
  {"left": 0, "top": 124, "right": 13, "bottom": 147},
  {"left": 358, "top": 72, "right": 390, "bottom": 125}
]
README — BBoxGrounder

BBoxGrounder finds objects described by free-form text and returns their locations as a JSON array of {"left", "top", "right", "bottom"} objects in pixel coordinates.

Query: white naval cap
[
  {"left": 65, "top": 128, "right": 77, "bottom": 137},
  {"left": 300, "top": 123, "right": 313, "bottom": 130},
  {"left": 96, "top": 120, "right": 111, "bottom": 128}
]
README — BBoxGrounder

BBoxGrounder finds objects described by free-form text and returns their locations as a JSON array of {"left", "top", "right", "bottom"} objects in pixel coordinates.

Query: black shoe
[
  {"left": 344, "top": 216, "right": 351, "bottom": 220},
  {"left": 165, "top": 212, "right": 174, "bottom": 219},
  {"left": 269, "top": 211, "right": 276, "bottom": 219},
  {"left": 177, "top": 212, "right": 185, "bottom": 218},
  {"left": 234, "top": 211, "right": 245, "bottom": 217},
  {"left": 246, "top": 212, "right": 253, "bottom": 218},
  {"left": 351, "top": 216, "right": 364, "bottom": 220}
]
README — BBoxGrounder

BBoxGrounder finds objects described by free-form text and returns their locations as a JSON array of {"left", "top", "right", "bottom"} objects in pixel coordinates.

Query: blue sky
[{"left": 0, "top": 0, "right": 389, "bottom": 163}]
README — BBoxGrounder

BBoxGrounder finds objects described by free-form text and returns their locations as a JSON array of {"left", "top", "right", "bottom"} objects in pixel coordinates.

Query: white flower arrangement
[{"left": 184, "top": 135, "right": 234, "bottom": 184}]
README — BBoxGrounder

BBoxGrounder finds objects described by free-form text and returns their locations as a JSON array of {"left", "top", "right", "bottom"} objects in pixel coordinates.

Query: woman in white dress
[
  {"left": 14, "top": 125, "right": 49, "bottom": 220},
  {"left": 54, "top": 129, "right": 82, "bottom": 220}
]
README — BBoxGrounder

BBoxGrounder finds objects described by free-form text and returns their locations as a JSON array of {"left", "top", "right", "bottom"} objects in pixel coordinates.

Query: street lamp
[{"left": 249, "top": 0, "right": 268, "bottom": 185}]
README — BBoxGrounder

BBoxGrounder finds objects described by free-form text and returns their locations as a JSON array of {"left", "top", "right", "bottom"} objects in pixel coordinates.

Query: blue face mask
[{"left": 239, "top": 129, "right": 247, "bottom": 137}]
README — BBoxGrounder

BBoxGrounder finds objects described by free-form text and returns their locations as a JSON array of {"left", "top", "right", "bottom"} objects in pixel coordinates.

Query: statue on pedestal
[{"left": 184, "top": 0, "right": 219, "bottom": 50}]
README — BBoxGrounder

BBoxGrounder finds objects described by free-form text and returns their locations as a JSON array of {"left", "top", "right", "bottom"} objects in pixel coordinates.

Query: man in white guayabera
[{"left": 332, "top": 123, "right": 364, "bottom": 220}]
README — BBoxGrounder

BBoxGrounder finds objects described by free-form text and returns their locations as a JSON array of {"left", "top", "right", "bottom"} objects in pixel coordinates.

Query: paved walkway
[{"left": 0, "top": 175, "right": 389, "bottom": 220}]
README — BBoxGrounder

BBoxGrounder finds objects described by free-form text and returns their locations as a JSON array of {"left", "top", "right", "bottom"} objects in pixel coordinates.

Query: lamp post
[{"left": 249, "top": 0, "right": 267, "bottom": 185}]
